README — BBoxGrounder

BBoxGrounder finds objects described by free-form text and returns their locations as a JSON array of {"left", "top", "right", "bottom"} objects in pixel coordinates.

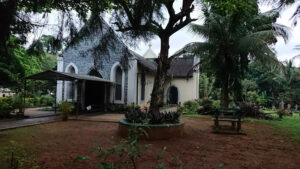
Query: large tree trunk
[
  {"left": 220, "top": 74, "right": 229, "bottom": 108},
  {"left": 149, "top": 36, "right": 170, "bottom": 120}
]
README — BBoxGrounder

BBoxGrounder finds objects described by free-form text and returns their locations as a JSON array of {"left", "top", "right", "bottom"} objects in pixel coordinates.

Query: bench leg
[
  {"left": 237, "top": 121, "right": 241, "bottom": 133},
  {"left": 214, "top": 119, "right": 219, "bottom": 131},
  {"left": 231, "top": 121, "right": 236, "bottom": 129}
]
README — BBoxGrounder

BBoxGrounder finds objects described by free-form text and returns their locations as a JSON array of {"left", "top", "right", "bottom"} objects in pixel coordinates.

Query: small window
[
  {"left": 115, "top": 67, "right": 122, "bottom": 101},
  {"left": 141, "top": 73, "right": 145, "bottom": 101}
]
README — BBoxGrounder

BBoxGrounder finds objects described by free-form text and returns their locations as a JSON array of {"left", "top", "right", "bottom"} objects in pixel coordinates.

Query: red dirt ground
[{"left": 1, "top": 117, "right": 300, "bottom": 169}]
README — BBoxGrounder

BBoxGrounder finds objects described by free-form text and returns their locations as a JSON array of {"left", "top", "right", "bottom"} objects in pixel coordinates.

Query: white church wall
[{"left": 137, "top": 72, "right": 199, "bottom": 106}]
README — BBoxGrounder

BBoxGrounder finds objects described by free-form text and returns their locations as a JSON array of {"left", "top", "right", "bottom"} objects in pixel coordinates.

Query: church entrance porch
[{"left": 84, "top": 81, "right": 110, "bottom": 112}]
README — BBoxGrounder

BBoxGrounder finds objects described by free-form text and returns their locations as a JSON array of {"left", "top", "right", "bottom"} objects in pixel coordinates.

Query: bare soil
[{"left": 1, "top": 117, "right": 299, "bottom": 169}]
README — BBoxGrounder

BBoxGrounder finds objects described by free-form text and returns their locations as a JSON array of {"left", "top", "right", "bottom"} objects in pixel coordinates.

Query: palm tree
[
  {"left": 260, "top": 0, "right": 300, "bottom": 26},
  {"left": 190, "top": 1, "right": 289, "bottom": 107}
]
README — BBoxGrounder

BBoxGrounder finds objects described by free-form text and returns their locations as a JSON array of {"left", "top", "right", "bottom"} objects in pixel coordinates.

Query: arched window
[
  {"left": 115, "top": 66, "right": 122, "bottom": 101},
  {"left": 67, "top": 66, "right": 76, "bottom": 100},
  {"left": 167, "top": 86, "right": 179, "bottom": 104}
]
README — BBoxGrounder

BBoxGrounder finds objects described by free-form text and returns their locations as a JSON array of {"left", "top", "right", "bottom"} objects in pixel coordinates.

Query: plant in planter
[{"left": 59, "top": 101, "right": 74, "bottom": 121}]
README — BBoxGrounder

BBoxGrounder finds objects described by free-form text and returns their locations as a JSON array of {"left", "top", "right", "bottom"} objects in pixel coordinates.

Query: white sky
[{"left": 27, "top": 1, "right": 300, "bottom": 66}]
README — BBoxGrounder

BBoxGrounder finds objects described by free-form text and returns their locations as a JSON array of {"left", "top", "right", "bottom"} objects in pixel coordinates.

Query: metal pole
[
  {"left": 23, "top": 79, "right": 27, "bottom": 116},
  {"left": 55, "top": 80, "right": 57, "bottom": 114}
]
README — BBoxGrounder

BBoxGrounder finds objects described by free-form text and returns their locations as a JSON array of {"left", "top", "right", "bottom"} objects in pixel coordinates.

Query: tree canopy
[{"left": 191, "top": 0, "right": 290, "bottom": 107}]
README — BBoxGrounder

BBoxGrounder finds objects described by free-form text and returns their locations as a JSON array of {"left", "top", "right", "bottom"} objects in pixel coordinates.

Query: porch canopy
[
  {"left": 26, "top": 70, "right": 113, "bottom": 83},
  {"left": 25, "top": 70, "right": 115, "bottom": 117}
]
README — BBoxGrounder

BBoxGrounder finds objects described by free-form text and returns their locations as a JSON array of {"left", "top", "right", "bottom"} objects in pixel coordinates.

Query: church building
[{"left": 56, "top": 16, "right": 200, "bottom": 111}]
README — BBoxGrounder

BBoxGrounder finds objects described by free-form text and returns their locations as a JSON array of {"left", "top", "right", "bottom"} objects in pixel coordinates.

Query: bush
[
  {"left": 40, "top": 95, "right": 55, "bottom": 106},
  {"left": 202, "top": 99, "right": 213, "bottom": 110},
  {"left": 59, "top": 101, "right": 74, "bottom": 114},
  {"left": 149, "top": 111, "right": 181, "bottom": 124},
  {"left": 12, "top": 93, "right": 25, "bottom": 115},
  {"left": 197, "top": 98, "right": 215, "bottom": 115},
  {"left": 0, "top": 97, "right": 14, "bottom": 118},
  {"left": 239, "top": 102, "right": 273, "bottom": 120},
  {"left": 124, "top": 105, "right": 181, "bottom": 124},
  {"left": 277, "top": 109, "right": 291, "bottom": 119},
  {"left": 124, "top": 105, "right": 148, "bottom": 123},
  {"left": 183, "top": 100, "right": 199, "bottom": 114},
  {"left": 1, "top": 140, "right": 39, "bottom": 169}
]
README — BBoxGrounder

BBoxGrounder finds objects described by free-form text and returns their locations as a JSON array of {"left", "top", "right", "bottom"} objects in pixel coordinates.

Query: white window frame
[
  {"left": 64, "top": 62, "right": 78, "bottom": 102},
  {"left": 110, "top": 62, "right": 125, "bottom": 104}
]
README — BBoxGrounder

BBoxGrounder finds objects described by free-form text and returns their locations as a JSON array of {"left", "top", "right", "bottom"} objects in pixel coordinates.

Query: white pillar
[
  {"left": 56, "top": 56, "right": 64, "bottom": 103},
  {"left": 127, "top": 59, "right": 138, "bottom": 104}
]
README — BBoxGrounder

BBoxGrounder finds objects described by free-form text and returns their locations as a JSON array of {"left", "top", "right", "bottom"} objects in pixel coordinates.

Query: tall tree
[
  {"left": 191, "top": 0, "right": 289, "bottom": 107},
  {"left": 0, "top": 0, "right": 113, "bottom": 86},
  {"left": 111, "top": 0, "right": 196, "bottom": 119}
]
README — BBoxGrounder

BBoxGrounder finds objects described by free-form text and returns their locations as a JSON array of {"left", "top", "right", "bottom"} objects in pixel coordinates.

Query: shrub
[
  {"left": 74, "top": 127, "right": 183, "bottom": 169},
  {"left": 40, "top": 94, "right": 55, "bottom": 106},
  {"left": 1, "top": 140, "right": 39, "bottom": 169},
  {"left": 202, "top": 98, "right": 213, "bottom": 110},
  {"left": 12, "top": 93, "right": 25, "bottom": 115},
  {"left": 277, "top": 109, "right": 291, "bottom": 119},
  {"left": 197, "top": 98, "right": 214, "bottom": 115},
  {"left": 183, "top": 100, "right": 198, "bottom": 114},
  {"left": 149, "top": 111, "right": 181, "bottom": 124},
  {"left": 0, "top": 97, "right": 14, "bottom": 118},
  {"left": 59, "top": 101, "right": 74, "bottom": 114},
  {"left": 239, "top": 102, "right": 273, "bottom": 119},
  {"left": 124, "top": 105, "right": 148, "bottom": 123},
  {"left": 212, "top": 100, "right": 220, "bottom": 108},
  {"left": 124, "top": 105, "right": 181, "bottom": 124}
]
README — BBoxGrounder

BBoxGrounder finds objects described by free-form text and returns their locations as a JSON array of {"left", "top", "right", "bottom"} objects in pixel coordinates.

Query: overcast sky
[
  {"left": 27, "top": 1, "right": 300, "bottom": 66},
  {"left": 131, "top": 2, "right": 300, "bottom": 67}
]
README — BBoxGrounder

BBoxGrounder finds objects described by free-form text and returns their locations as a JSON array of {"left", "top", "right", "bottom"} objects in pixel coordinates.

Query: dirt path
[{"left": 0, "top": 117, "right": 299, "bottom": 169}]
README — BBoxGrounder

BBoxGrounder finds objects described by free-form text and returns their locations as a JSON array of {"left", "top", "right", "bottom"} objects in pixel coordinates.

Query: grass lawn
[
  {"left": 0, "top": 117, "right": 300, "bottom": 169},
  {"left": 249, "top": 114, "right": 300, "bottom": 142},
  {"left": 182, "top": 113, "right": 210, "bottom": 118}
]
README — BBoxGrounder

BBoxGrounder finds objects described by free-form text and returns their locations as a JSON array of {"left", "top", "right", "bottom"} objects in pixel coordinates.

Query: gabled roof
[
  {"left": 129, "top": 50, "right": 157, "bottom": 71},
  {"left": 167, "top": 58, "right": 194, "bottom": 78},
  {"left": 129, "top": 50, "right": 195, "bottom": 78}
]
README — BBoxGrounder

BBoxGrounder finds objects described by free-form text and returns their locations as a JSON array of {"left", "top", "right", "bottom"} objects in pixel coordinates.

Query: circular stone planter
[{"left": 118, "top": 118, "right": 185, "bottom": 140}]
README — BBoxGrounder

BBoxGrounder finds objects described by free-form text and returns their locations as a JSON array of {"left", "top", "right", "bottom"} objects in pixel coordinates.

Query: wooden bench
[{"left": 212, "top": 108, "right": 244, "bottom": 133}]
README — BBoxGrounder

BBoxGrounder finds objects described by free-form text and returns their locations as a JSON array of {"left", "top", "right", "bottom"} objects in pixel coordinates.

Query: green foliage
[
  {"left": 59, "top": 101, "right": 74, "bottom": 115},
  {"left": 182, "top": 100, "right": 199, "bottom": 114},
  {"left": 246, "top": 91, "right": 272, "bottom": 107},
  {"left": 124, "top": 105, "right": 148, "bottom": 123},
  {"left": 12, "top": 93, "right": 25, "bottom": 115},
  {"left": 74, "top": 127, "right": 183, "bottom": 169},
  {"left": 40, "top": 95, "right": 55, "bottom": 106},
  {"left": 0, "top": 97, "right": 14, "bottom": 118},
  {"left": 202, "top": 98, "right": 213, "bottom": 109},
  {"left": 124, "top": 104, "right": 181, "bottom": 124},
  {"left": 239, "top": 102, "right": 272, "bottom": 119},
  {"left": 191, "top": 0, "right": 289, "bottom": 106},
  {"left": 106, "top": 104, "right": 138, "bottom": 113},
  {"left": 1, "top": 140, "right": 39, "bottom": 169},
  {"left": 199, "top": 74, "right": 215, "bottom": 99},
  {"left": 149, "top": 111, "right": 181, "bottom": 124},
  {"left": 256, "top": 114, "right": 300, "bottom": 142}
]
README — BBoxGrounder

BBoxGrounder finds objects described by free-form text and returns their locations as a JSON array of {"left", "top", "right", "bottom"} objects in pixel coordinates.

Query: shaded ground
[
  {"left": 0, "top": 107, "right": 61, "bottom": 130},
  {"left": 0, "top": 117, "right": 299, "bottom": 169}
]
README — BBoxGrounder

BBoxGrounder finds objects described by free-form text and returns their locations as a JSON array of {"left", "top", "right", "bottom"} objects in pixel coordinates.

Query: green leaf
[{"left": 72, "top": 156, "right": 90, "bottom": 163}]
